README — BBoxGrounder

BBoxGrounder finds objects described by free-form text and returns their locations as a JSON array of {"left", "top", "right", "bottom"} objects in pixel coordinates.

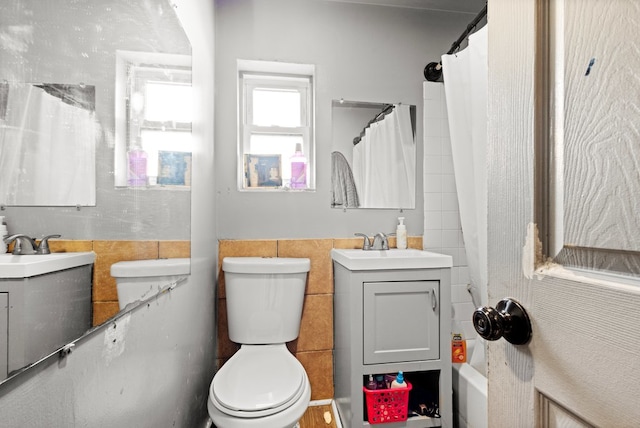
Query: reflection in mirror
[
  {"left": 331, "top": 100, "right": 416, "bottom": 209},
  {"left": 114, "top": 50, "right": 192, "bottom": 188},
  {"left": 0, "top": 0, "right": 191, "bottom": 384},
  {"left": 0, "top": 82, "right": 96, "bottom": 206}
]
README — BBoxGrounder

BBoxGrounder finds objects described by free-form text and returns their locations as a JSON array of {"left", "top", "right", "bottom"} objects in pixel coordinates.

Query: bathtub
[{"left": 452, "top": 339, "right": 488, "bottom": 428}]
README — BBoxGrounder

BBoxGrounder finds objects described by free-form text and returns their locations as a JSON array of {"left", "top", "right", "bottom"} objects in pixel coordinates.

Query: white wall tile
[
  {"left": 423, "top": 229, "right": 442, "bottom": 248},
  {"left": 424, "top": 193, "right": 442, "bottom": 211},
  {"left": 442, "top": 229, "right": 459, "bottom": 247},
  {"left": 424, "top": 211, "right": 442, "bottom": 230},
  {"left": 451, "top": 284, "right": 473, "bottom": 303},
  {"left": 452, "top": 301, "right": 475, "bottom": 321},
  {"left": 423, "top": 82, "right": 470, "bottom": 333},
  {"left": 442, "top": 192, "right": 459, "bottom": 212},
  {"left": 424, "top": 155, "right": 443, "bottom": 174},
  {"left": 442, "top": 173, "right": 457, "bottom": 193},
  {"left": 424, "top": 174, "right": 443, "bottom": 193}
]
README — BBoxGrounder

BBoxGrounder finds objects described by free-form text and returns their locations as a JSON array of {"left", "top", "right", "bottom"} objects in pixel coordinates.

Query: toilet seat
[{"left": 211, "top": 345, "right": 306, "bottom": 418}]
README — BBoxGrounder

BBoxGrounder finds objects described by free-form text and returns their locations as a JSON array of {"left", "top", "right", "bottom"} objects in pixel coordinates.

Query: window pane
[
  {"left": 252, "top": 88, "right": 300, "bottom": 127},
  {"left": 145, "top": 82, "right": 192, "bottom": 123},
  {"left": 249, "top": 134, "right": 303, "bottom": 183}
]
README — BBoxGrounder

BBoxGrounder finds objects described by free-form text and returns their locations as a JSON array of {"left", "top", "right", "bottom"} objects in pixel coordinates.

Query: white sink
[
  {"left": 331, "top": 248, "right": 452, "bottom": 271},
  {"left": 0, "top": 252, "right": 96, "bottom": 278}
]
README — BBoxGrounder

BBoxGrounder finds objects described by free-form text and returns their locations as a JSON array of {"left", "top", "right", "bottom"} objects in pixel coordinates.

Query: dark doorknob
[{"left": 472, "top": 298, "right": 532, "bottom": 345}]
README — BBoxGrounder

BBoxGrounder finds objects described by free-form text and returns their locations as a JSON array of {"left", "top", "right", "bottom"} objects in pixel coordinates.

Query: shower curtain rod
[
  {"left": 353, "top": 104, "right": 395, "bottom": 146},
  {"left": 423, "top": 2, "right": 487, "bottom": 82}
]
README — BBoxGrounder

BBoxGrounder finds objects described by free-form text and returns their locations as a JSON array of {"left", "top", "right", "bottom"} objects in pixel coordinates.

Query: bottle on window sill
[
  {"left": 127, "top": 146, "right": 148, "bottom": 187},
  {"left": 290, "top": 143, "right": 307, "bottom": 189}
]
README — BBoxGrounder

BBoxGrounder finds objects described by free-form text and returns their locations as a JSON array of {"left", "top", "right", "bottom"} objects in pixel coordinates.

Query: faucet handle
[
  {"left": 354, "top": 233, "right": 372, "bottom": 250},
  {"left": 36, "top": 234, "right": 61, "bottom": 255}
]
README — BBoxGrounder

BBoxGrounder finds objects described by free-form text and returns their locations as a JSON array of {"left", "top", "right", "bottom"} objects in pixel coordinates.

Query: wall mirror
[
  {"left": 330, "top": 100, "right": 416, "bottom": 209},
  {"left": 0, "top": 0, "right": 191, "bottom": 384}
]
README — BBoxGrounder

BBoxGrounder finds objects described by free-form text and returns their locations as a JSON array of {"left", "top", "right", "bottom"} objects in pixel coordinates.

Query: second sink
[{"left": 330, "top": 248, "right": 452, "bottom": 271}]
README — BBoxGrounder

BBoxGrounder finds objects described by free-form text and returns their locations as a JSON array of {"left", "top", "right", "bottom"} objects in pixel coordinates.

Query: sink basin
[
  {"left": 0, "top": 252, "right": 96, "bottom": 278},
  {"left": 331, "top": 248, "right": 452, "bottom": 271}
]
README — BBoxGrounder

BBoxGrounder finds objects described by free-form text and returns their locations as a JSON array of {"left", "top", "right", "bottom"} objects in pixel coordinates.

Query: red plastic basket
[{"left": 362, "top": 382, "right": 413, "bottom": 424}]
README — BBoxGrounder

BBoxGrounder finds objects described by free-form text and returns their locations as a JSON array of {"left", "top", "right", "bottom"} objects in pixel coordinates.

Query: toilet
[
  {"left": 110, "top": 258, "right": 190, "bottom": 309},
  {"left": 208, "top": 257, "right": 311, "bottom": 428}
]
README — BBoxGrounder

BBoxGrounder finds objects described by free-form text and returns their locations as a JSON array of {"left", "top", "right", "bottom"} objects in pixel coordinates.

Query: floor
[{"left": 299, "top": 403, "right": 338, "bottom": 428}]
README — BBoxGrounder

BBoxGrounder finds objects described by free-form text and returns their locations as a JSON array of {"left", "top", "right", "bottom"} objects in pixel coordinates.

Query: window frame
[{"left": 237, "top": 60, "right": 315, "bottom": 191}]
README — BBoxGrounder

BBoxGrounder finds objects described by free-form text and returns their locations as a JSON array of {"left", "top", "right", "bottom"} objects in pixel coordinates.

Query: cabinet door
[{"left": 363, "top": 281, "right": 439, "bottom": 364}]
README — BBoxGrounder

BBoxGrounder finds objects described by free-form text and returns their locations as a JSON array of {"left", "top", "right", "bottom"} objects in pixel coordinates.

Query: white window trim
[
  {"left": 114, "top": 50, "right": 191, "bottom": 187},
  {"left": 237, "top": 59, "right": 316, "bottom": 191}
]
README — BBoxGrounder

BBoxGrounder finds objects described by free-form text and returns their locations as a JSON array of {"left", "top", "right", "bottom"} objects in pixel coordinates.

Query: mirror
[
  {"left": 0, "top": 0, "right": 191, "bottom": 383},
  {"left": 331, "top": 100, "right": 416, "bottom": 209}
]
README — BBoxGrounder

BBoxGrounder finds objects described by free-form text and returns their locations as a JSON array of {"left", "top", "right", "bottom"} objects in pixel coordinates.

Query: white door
[{"left": 487, "top": 0, "right": 640, "bottom": 427}]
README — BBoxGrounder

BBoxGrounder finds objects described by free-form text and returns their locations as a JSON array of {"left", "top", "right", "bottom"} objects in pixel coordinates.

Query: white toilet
[
  {"left": 110, "top": 258, "right": 190, "bottom": 309},
  {"left": 208, "top": 257, "right": 311, "bottom": 428}
]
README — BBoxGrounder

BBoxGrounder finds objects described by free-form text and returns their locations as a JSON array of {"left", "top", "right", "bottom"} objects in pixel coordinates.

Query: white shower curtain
[
  {"left": 352, "top": 104, "right": 415, "bottom": 208},
  {"left": 442, "top": 26, "right": 488, "bottom": 309},
  {"left": 0, "top": 84, "right": 96, "bottom": 206}
]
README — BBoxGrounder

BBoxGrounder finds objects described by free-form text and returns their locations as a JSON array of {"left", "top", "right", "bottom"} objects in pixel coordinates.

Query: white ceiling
[{"left": 323, "top": 0, "right": 486, "bottom": 14}]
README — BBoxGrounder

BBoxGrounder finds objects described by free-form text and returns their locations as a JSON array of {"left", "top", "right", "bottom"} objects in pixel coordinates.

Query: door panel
[
  {"left": 538, "top": 394, "right": 594, "bottom": 428},
  {"left": 550, "top": 0, "right": 640, "bottom": 275},
  {"left": 488, "top": 0, "right": 640, "bottom": 426}
]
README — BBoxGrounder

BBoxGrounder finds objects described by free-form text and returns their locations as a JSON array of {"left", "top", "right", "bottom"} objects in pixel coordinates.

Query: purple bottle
[
  {"left": 290, "top": 143, "right": 307, "bottom": 189},
  {"left": 128, "top": 147, "right": 148, "bottom": 187}
]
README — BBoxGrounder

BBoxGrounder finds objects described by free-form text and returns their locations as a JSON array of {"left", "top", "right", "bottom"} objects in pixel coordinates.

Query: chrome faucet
[
  {"left": 4, "top": 234, "right": 61, "bottom": 255},
  {"left": 4, "top": 234, "right": 38, "bottom": 255},
  {"left": 372, "top": 232, "right": 389, "bottom": 250}
]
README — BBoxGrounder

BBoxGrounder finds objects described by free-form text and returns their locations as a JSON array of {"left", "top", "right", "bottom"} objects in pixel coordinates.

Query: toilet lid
[{"left": 212, "top": 345, "right": 305, "bottom": 416}]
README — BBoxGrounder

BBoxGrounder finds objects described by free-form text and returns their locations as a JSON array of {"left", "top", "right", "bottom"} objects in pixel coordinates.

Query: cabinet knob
[{"left": 472, "top": 298, "right": 532, "bottom": 345}]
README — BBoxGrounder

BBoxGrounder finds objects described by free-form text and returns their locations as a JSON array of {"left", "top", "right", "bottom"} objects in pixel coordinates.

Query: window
[
  {"left": 238, "top": 60, "right": 315, "bottom": 190},
  {"left": 115, "top": 51, "right": 192, "bottom": 188}
]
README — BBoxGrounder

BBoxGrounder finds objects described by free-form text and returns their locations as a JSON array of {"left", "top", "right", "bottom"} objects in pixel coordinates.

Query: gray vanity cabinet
[
  {"left": 0, "top": 265, "right": 92, "bottom": 381},
  {"left": 333, "top": 261, "right": 452, "bottom": 428},
  {"left": 0, "top": 293, "right": 8, "bottom": 380}
]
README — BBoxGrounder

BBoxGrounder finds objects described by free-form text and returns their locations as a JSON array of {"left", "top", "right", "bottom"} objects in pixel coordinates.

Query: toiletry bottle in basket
[{"left": 391, "top": 371, "right": 408, "bottom": 388}]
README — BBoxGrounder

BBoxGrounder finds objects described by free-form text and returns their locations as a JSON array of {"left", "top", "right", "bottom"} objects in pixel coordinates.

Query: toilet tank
[
  {"left": 111, "top": 258, "right": 190, "bottom": 310},
  {"left": 222, "top": 257, "right": 310, "bottom": 344}
]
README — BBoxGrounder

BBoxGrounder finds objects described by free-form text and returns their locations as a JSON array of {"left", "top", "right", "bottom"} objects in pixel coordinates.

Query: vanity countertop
[
  {"left": 330, "top": 248, "right": 452, "bottom": 271},
  {"left": 0, "top": 251, "right": 96, "bottom": 278}
]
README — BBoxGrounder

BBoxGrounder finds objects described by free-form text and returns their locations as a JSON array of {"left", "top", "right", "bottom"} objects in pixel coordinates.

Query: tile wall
[
  {"left": 423, "top": 82, "right": 476, "bottom": 339},
  {"left": 217, "top": 236, "right": 423, "bottom": 401}
]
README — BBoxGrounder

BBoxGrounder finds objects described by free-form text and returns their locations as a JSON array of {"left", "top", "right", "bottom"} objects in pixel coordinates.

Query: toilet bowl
[
  {"left": 110, "top": 258, "right": 190, "bottom": 309},
  {"left": 209, "top": 257, "right": 311, "bottom": 428},
  {"left": 207, "top": 345, "right": 311, "bottom": 428}
]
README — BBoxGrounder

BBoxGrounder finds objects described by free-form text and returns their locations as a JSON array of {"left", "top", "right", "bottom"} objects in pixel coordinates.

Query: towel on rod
[{"left": 331, "top": 151, "right": 359, "bottom": 208}]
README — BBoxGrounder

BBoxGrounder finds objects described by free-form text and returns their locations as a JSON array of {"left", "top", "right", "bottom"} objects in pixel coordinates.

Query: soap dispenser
[{"left": 396, "top": 217, "right": 407, "bottom": 249}]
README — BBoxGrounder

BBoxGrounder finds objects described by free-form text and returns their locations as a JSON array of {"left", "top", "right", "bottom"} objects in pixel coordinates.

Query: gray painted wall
[
  {"left": 215, "top": 0, "right": 472, "bottom": 239},
  {"left": 0, "top": 1, "right": 217, "bottom": 425}
]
